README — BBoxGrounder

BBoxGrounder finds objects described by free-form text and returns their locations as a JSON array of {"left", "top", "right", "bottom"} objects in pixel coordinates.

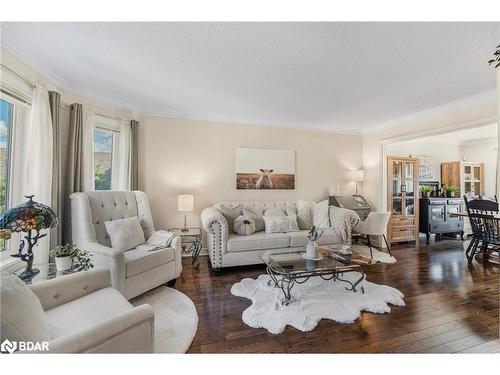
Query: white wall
[
  {"left": 460, "top": 139, "right": 498, "bottom": 197},
  {"left": 138, "top": 116, "right": 363, "bottom": 236}
]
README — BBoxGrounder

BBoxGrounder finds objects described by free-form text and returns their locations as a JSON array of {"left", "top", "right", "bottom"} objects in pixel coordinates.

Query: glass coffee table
[{"left": 258, "top": 246, "right": 376, "bottom": 305}]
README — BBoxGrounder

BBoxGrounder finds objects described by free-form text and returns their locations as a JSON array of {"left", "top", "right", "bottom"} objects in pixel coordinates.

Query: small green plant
[
  {"left": 419, "top": 185, "right": 432, "bottom": 194},
  {"left": 49, "top": 244, "right": 94, "bottom": 271},
  {"left": 444, "top": 185, "right": 457, "bottom": 193}
]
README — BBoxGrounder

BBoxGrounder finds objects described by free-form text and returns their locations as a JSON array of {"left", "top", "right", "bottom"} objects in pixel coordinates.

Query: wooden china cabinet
[{"left": 387, "top": 156, "right": 419, "bottom": 245}]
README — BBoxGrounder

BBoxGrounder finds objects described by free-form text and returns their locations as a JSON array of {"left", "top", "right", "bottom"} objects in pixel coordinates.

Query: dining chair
[{"left": 464, "top": 196, "right": 499, "bottom": 265}]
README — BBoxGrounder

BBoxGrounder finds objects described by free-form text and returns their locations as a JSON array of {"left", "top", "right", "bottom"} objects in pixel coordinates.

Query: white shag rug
[
  {"left": 351, "top": 244, "right": 397, "bottom": 263},
  {"left": 131, "top": 286, "right": 198, "bottom": 353},
  {"left": 231, "top": 273, "right": 405, "bottom": 334}
]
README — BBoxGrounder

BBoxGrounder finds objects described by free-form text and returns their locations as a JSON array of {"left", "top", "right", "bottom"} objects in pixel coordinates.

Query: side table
[
  {"left": 168, "top": 227, "right": 202, "bottom": 270},
  {"left": 8, "top": 262, "right": 80, "bottom": 284}
]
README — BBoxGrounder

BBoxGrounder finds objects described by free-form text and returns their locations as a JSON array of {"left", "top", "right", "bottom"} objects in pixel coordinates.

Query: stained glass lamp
[{"left": 0, "top": 195, "right": 58, "bottom": 280}]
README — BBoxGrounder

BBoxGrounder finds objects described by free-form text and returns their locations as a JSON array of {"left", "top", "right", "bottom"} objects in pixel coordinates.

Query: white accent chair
[
  {"left": 354, "top": 212, "right": 392, "bottom": 259},
  {"left": 70, "top": 191, "right": 182, "bottom": 299},
  {"left": 0, "top": 269, "right": 154, "bottom": 353}
]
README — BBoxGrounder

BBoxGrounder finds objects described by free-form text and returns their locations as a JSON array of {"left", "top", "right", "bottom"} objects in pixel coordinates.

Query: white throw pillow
[
  {"left": 297, "top": 200, "right": 314, "bottom": 230},
  {"left": 264, "top": 207, "right": 286, "bottom": 217},
  {"left": 312, "top": 200, "right": 330, "bottom": 228},
  {"left": 0, "top": 271, "right": 50, "bottom": 344},
  {"left": 105, "top": 216, "right": 146, "bottom": 251},
  {"left": 264, "top": 215, "right": 299, "bottom": 234}
]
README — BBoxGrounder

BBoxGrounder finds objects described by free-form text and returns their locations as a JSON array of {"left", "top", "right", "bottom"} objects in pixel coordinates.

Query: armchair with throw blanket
[{"left": 70, "top": 191, "right": 182, "bottom": 299}]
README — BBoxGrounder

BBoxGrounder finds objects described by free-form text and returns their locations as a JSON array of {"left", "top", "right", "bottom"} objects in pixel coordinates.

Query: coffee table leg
[
  {"left": 335, "top": 271, "right": 365, "bottom": 294},
  {"left": 266, "top": 266, "right": 295, "bottom": 305}
]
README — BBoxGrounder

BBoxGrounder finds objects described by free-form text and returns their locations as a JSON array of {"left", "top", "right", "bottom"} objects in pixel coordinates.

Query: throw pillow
[
  {"left": 264, "top": 207, "right": 286, "bottom": 217},
  {"left": 243, "top": 207, "right": 265, "bottom": 232},
  {"left": 312, "top": 200, "right": 330, "bottom": 228},
  {"left": 233, "top": 215, "right": 256, "bottom": 236},
  {"left": 105, "top": 216, "right": 146, "bottom": 251},
  {"left": 220, "top": 204, "right": 243, "bottom": 233},
  {"left": 0, "top": 271, "right": 51, "bottom": 344},
  {"left": 264, "top": 215, "right": 300, "bottom": 234},
  {"left": 297, "top": 200, "right": 314, "bottom": 230}
]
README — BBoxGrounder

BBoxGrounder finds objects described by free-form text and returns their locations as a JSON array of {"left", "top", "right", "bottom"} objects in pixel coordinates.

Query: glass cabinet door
[
  {"left": 390, "top": 158, "right": 417, "bottom": 217},
  {"left": 431, "top": 205, "right": 445, "bottom": 222}
]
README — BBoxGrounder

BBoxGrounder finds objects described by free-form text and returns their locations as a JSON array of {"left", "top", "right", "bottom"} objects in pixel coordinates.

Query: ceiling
[
  {"left": 421, "top": 123, "right": 498, "bottom": 145},
  {"left": 1, "top": 22, "right": 499, "bottom": 133}
]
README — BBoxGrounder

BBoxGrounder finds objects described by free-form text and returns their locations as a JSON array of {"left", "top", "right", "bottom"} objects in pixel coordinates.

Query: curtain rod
[{"left": 0, "top": 63, "right": 36, "bottom": 89}]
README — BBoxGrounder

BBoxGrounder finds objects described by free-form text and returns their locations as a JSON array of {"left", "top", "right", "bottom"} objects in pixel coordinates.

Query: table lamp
[
  {"left": 0, "top": 195, "right": 58, "bottom": 280},
  {"left": 178, "top": 194, "right": 194, "bottom": 232},
  {"left": 349, "top": 169, "right": 364, "bottom": 195}
]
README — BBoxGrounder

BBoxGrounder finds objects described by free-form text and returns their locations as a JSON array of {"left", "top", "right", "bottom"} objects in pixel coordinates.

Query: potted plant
[
  {"left": 419, "top": 185, "right": 432, "bottom": 198},
  {"left": 443, "top": 185, "right": 457, "bottom": 198},
  {"left": 306, "top": 226, "right": 324, "bottom": 259},
  {"left": 49, "top": 244, "right": 94, "bottom": 271}
]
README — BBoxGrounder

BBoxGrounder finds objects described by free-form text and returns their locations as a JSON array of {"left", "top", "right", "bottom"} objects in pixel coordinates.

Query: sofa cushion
[
  {"left": 288, "top": 229, "right": 343, "bottom": 247},
  {"left": 44, "top": 287, "right": 133, "bottom": 338},
  {"left": 227, "top": 232, "right": 290, "bottom": 252},
  {"left": 105, "top": 216, "right": 146, "bottom": 251},
  {"left": 124, "top": 246, "right": 175, "bottom": 278},
  {"left": 220, "top": 204, "right": 243, "bottom": 233},
  {"left": 243, "top": 206, "right": 265, "bottom": 232},
  {"left": 0, "top": 271, "right": 50, "bottom": 343},
  {"left": 317, "top": 228, "right": 343, "bottom": 245}
]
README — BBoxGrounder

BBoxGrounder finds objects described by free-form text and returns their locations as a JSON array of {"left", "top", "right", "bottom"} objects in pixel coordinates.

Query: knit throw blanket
[
  {"left": 329, "top": 205, "right": 361, "bottom": 245},
  {"left": 136, "top": 230, "right": 177, "bottom": 252}
]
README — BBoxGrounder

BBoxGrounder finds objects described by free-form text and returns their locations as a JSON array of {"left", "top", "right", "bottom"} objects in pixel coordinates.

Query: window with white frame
[
  {"left": 93, "top": 115, "right": 121, "bottom": 190},
  {"left": 0, "top": 99, "right": 13, "bottom": 251}
]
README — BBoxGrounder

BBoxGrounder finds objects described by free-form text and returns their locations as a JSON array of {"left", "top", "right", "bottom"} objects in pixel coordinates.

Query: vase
[
  {"left": 306, "top": 241, "right": 319, "bottom": 259},
  {"left": 55, "top": 256, "right": 72, "bottom": 271}
]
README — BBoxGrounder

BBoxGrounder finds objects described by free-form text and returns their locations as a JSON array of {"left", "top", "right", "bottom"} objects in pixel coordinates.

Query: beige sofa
[
  {"left": 201, "top": 200, "right": 344, "bottom": 271},
  {"left": 0, "top": 269, "right": 154, "bottom": 353}
]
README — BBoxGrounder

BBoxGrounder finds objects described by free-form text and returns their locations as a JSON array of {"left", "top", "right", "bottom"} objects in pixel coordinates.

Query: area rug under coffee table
[{"left": 231, "top": 273, "right": 405, "bottom": 334}]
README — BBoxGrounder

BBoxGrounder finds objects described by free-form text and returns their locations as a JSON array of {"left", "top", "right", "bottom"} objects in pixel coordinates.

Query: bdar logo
[{"left": 1, "top": 339, "right": 17, "bottom": 354}]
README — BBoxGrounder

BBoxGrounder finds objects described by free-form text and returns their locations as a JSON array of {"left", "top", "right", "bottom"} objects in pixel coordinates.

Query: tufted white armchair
[{"left": 70, "top": 191, "right": 182, "bottom": 300}]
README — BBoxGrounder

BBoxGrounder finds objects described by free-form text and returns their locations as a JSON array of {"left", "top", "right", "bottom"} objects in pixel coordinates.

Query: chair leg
[
  {"left": 383, "top": 234, "right": 392, "bottom": 256},
  {"left": 367, "top": 235, "right": 373, "bottom": 259},
  {"left": 467, "top": 238, "right": 479, "bottom": 265}
]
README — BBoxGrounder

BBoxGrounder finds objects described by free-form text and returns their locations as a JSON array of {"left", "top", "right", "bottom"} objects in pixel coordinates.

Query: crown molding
[{"left": 365, "top": 90, "right": 498, "bottom": 135}]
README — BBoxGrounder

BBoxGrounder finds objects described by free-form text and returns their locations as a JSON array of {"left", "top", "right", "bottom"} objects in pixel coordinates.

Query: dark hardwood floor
[{"left": 176, "top": 237, "right": 500, "bottom": 353}]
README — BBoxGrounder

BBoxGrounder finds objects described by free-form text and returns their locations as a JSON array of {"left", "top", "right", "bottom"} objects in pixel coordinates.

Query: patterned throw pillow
[
  {"left": 264, "top": 207, "right": 286, "bottom": 217},
  {"left": 220, "top": 204, "right": 243, "bottom": 233},
  {"left": 264, "top": 215, "right": 300, "bottom": 234},
  {"left": 243, "top": 207, "right": 265, "bottom": 232}
]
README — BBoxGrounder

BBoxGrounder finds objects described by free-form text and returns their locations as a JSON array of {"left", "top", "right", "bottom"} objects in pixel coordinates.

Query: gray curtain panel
[
  {"left": 130, "top": 120, "right": 139, "bottom": 190},
  {"left": 48, "top": 91, "right": 62, "bottom": 247},
  {"left": 63, "top": 103, "right": 84, "bottom": 244}
]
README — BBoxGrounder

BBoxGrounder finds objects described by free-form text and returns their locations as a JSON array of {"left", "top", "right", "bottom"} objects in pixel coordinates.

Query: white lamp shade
[
  {"left": 349, "top": 169, "right": 364, "bottom": 182},
  {"left": 177, "top": 194, "right": 194, "bottom": 212}
]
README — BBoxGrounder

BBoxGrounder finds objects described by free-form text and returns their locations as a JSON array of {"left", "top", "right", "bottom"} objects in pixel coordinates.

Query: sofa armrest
[
  {"left": 30, "top": 268, "right": 112, "bottom": 311},
  {"left": 81, "top": 242, "right": 126, "bottom": 295},
  {"left": 201, "top": 207, "right": 228, "bottom": 270},
  {"left": 48, "top": 304, "right": 155, "bottom": 353}
]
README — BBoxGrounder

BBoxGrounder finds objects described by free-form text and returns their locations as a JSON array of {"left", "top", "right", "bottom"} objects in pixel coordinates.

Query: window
[
  {"left": 93, "top": 127, "right": 114, "bottom": 190},
  {"left": 0, "top": 99, "right": 13, "bottom": 251}
]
